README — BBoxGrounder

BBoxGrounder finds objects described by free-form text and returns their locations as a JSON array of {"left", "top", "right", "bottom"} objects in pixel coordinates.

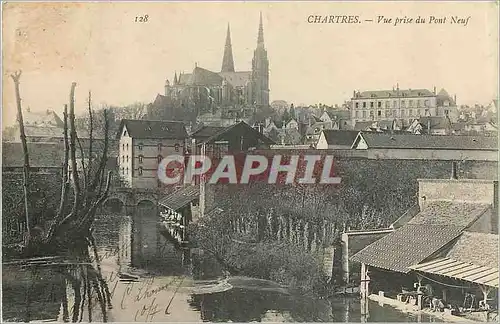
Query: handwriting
[{"left": 135, "top": 15, "right": 149, "bottom": 23}]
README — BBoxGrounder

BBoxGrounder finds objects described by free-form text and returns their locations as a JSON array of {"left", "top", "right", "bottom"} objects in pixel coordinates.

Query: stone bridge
[{"left": 103, "top": 187, "right": 161, "bottom": 212}]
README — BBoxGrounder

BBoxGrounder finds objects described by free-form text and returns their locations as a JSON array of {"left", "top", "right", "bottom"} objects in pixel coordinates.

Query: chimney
[
  {"left": 353, "top": 90, "right": 356, "bottom": 98},
  {"left": 433, "top": 86, "right": 436, "bottom": 95},
  {"left": 454, "top": 94, "right": 457, "bottom": 104},
  {"left": 450, "top": 161, "right": 458, "bottom": 180}
]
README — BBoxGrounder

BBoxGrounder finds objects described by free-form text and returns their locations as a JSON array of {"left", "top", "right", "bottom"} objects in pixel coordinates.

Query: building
[
  {"left": 350, "top": 175, "right": 498, "bottom": 319},
  {"left": 2, "top": 142, "right": 65, "bottom": 174},
  {"left": 316, "top": 130, "right": 359, "bottom": 150},
  {"left": 117, "top": 119, "right": 188, "bottom": 189},
  {"left": 351, "top": 86, "right": 459, "bottom": 125},
  {"left": 351, "top": 133, "right": 498, "bottom": 161},
  {"left": 162, "top": 13, "right": 270, "bottom": 122}
]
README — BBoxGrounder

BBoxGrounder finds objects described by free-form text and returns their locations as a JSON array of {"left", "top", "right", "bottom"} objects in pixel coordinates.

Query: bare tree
[{"left": 11, "top": 70, "right": 30, "bottom": 238}]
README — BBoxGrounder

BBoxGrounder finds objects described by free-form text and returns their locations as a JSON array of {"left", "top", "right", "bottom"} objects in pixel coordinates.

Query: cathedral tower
[
  {"left": 251, "top": 12, "right": 270, "bottom": 107},
  {"left": 221, "top": 24, "right": 235, "bottom": 72}
]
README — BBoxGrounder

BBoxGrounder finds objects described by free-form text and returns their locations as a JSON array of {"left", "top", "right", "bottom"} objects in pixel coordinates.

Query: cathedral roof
[
  {"left": 218, "top": 71, "right": 252, "bottom": 88},
  {"left": 188, "top": 67, "right": 223, "bottom": 86}
]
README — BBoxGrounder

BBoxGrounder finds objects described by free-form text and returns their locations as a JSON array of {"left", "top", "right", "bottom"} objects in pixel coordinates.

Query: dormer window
[
  {"left": 138, "top": 167, "right": 143, "bottom": 176},
  {"left": 138, "top": 143, "right": 143, "bottom": 150},
  {"left": 175, "top": 144, "right": 180, "bottom": 152},
  {"left": 158, "top": 143, "right": 162, "bottom": 151},
  {"left": 138, "top": 155, "right": 144, "bottom": 164}
]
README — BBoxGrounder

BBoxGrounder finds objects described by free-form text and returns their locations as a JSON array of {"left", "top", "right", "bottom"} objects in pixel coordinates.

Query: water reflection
[{"left": 3, "top": 209, "right": 443, "bottom": 322}]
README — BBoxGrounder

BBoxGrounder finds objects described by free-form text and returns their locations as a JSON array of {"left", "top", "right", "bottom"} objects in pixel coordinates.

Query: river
[{"left": 2, "top": 203, "right": 442, "bottom": 322}]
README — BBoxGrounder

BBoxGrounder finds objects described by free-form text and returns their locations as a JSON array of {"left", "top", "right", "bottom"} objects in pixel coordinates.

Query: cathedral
[{"left": 163, "top": 13, "right": 270, "bottom": 118}]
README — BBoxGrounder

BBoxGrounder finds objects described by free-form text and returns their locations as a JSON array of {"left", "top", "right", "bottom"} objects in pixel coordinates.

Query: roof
[
  {"left": 188, "top": 67, "right": 223, "bottom": 86},
  {"left": 199, "top": 121, "right": 275, "bottom": 146},
  {"left": 351, "top": 224, "right": 463, "bottom": 273},
  {"left": 409, "top": 258, "right": 498, "bottom": 288},
  {"left": 418, "top": 116, "right": 452, "bottom": 129},
  {"left": 2, "top": 142, "right": 64, "bottom": 168},
  {"left": 190, "top": 125, "right": 226, "bottom": 139},
  {"left": 23, "top": 109, "right": 64, "bottom": 127},
  {"left": 352, "top": 88, "right": 435, "bottom": 100},
  {"left": 407, "top": 201, "right": 491, "bottom": 228},
  {"left": 158, "top": 186, "right": 200, "bottom": 210},
  {"left": 218, "top": 71, "right": 252, "bottom": 87},
  {"left": 321, "top": 130, "right": 359, "bottom": 146},
  {"left": 446, "top": 231, "right": 499, "bottom": 269},
  {"left": 350, "top": 201, "right": 491, "bottom": 273},
  {"left": 117, "top": 119, "right": 187, "bottom": 140},
  {"left": 204, "top": 207, "right": 226, "bottom": 218},
  {"left": 325, "top": 109, "right": 350, "bottom": 120},
  {"left": 353, "top": 121, "right": 374, "bottom": 131},
  {"left": 353, "top": 133, "right": 498, "bottom": 150},
  {"left": 177, "top": 73, "right": 192, "bottom": 85}
]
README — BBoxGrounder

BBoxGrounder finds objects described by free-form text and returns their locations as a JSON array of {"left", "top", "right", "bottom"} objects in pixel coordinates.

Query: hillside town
[{"left": 2, "top": 8, "right": 499, "bottom": 324}]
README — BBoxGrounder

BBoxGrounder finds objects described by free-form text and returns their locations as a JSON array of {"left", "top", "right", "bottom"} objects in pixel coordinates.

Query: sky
[{"left": 2, "top": 1, "right": 499, "bottom": 127}]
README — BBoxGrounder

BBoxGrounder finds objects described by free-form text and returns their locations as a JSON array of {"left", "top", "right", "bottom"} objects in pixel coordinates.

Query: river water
[{"left": 2, "top": 204, "right": 443, "bottom": 322}]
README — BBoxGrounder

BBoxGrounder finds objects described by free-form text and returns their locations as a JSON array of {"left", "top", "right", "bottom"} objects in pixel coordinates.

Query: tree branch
[
  {"left": 87, "top": 91, "right": 93, "bottom": 183},
  {"left": 69, "top": 82, "right": 81, "bottom": 215},
  {"left": 90, "top": 110, "right": 109, "bottom": 194}
]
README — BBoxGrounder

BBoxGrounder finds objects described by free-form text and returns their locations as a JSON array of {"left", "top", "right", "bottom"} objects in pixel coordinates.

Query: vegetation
[{"left": 8, "top": 71, "right": 113, "bottom": 321}]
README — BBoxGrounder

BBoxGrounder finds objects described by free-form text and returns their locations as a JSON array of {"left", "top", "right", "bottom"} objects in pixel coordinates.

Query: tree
[{"left": 11, "top": 72, "right": 113, "bottom": 321}]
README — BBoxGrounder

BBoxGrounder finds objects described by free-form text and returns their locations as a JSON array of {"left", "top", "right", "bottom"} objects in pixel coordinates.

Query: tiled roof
[
  {"left": 408, "top": 201, "right": 491, "bottom": 228},
  {"left": 418, "top": 116, "right": 452, "bottom": 129},
  {"left": 321, "top": 130, "right": 359, "bottom": 146},
  {"left": 358, "top": 133, "right": 498, "bottom": 150},
  {"left": 218, "top": 71, "right": 252, "bottom": 88},
  {"left": 24, "top": 125, "right": 64, "bottom": 138},
  {"left": 158, "top": 186, "right": 200, "bottom": 211},
  {"left": 350, "top": 224, "right": 463, "bottom": 273},
  {"left": 350, "top": 201, "right": 491, "bottom": 273},
  {"left": 353, "top": 121, "right": 374, "bottom": 131},
  {"left": 446, "top": 231, "right": 498, "bottom": 269},
  {"left": 353, "top": 89, "right": 435, "bottom": 99},
  {"left": 190, "top": 125, "right": 226, "bottom": 139},
  {"left": 200, "top": 121, "right": 275, "bottom": 145},
  {"left": 187, "top": 67, "right": 223, "bottom": 86},
  {"left": 326, "top": 110, "right": 350, "bottom": 120},
  {"left": 2, "top": 142, "right": 64, "bottom": 168},
  {"left": 23, "top": 109, "right": 64, "bottom": 127},
  {"left": 117, "top": 119, "right": 187, "bottom": 140}
]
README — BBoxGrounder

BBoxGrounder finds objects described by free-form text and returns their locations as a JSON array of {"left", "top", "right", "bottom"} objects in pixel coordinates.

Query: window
[
  {"left": 126, "top": 155, "right": 129, "bottom": 163},
  {"left": 355, "top": 102, "right": 359, "bottom": 109},
  {"left": 158, "top": 143, "right": 162, "bottom": 151},
  {"left": 425, "top": 100, "right": 430, "bottom": 107},
  {"left": 445, "top": 109, "right": 449, "bottom": 116},
  {"left": 377, "top": 110, "right": 381, "bottom": 117},
  {"left": 175, "top": 144, "right": 180, "bottom": 152},
  {"left": 123, "top": 130, "right": 127, "bottom": 136},
  {"left": 138, "top": 143, "right": 143, "bottom": 150},
  {"left": 370, "top": 102, "right": 374, "bottom": 108},
  {"left": 138, "top": 167, "right": 143, "bottom": 176},
  {"left": 369, "top": 111, "right": 374, "bottom": 117},
  {"left": 377, "top": 102, "right": 381, "bottom": 108},
  {"left": 122, "top": 144, "right": 125, "bottom": 150},
  {"left": 409, "top": 100, "right": 413, "bottom": 107},
  {"left": 355, "top": 111, "right": 359, "bottom": 118},
  {"left": 121, "top": 167, "right": 124, "bottom": 175},
  {"left": 401, "top": 100, "right": 406, "bottom": 108},
  {"left": 393, "top": 101, "right": 398, "bottom": 108},
  {"left": 417, "top": 100, "right": 421, "bottom": 107},
  {"left": 363, "top": 102, "right": 366, "bottom": 108},
  {"left": 126, "top": 143, "right": 129, "bottom": 150},
  {"left": 126, "top": 167, "right": 129, "bottom": 175},
  {"left": 138, "top": 155, "right": 144, "bottom": 164},
  {"left": 401, "top": 110, "right": 405, "bottom": 117},
  {"left": 409, "top": 109, "right": 413, "bottom": 116},
  {"left": 425, "top": 108, "right": 429, "bottom": 115},
  {"left": 157, "top": 155, "right": 163, "bottom": 163},
  {"left": 385, "top": 101, "right": 390, "bottom": 108},
  {"left": 362, "top": 111, "right": 367, "bottom": 118},
  {"left": 122, "top": 156, "right": 124, "bottom": 163},
  {"left": 393, "top": 110, "right": 397, "bottom": 117},
  {"left": 385, "top": 110, "right": 389, "bottom": 117}
]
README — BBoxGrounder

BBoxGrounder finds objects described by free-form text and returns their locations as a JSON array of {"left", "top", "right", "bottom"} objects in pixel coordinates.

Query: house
[
  {"left": 285, "top": 118, "right": 299, "bottom": 130},
  {"left": 406, "top": 116, "right": 454, "bottom": 135},
  {"left": 351, "top": 175, "right": 498, "bottom": 317},
  {"left": 117, "top": 119, "right": 188, "bottom": 189},
  {"left": 351, "top": 133, "right": 498, "bottom": 161},
  {"left": 190, "top": 121, "right": 275, "bottom": 157},
  {"left": 316, "top": 130, "right": 359, "bottom": 150}
]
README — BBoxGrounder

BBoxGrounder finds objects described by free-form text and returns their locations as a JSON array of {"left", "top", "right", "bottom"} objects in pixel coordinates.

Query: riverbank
[{"left": 368, "top": 293, "right": 477, "bottom": 322}]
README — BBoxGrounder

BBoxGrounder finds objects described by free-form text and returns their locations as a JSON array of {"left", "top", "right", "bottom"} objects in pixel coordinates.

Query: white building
[{"left": 117, "top": 119, "right": 188, "bottom": 189}]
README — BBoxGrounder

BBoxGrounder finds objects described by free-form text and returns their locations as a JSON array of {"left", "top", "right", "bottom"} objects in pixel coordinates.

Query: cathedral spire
[
  {"left": 257, "top": 12, "right": 264, "bottom": 46},
  {"left": 173, "top": 71, "right": 178, "bottom": 85},
  {"left": 221, "top": 23, "right": 235, "bottom": 72}
]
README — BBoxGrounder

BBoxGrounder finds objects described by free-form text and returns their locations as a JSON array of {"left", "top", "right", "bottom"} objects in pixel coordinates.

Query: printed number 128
[{"left": 135, "top": 15, "right": 149, "bottom": 22}]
